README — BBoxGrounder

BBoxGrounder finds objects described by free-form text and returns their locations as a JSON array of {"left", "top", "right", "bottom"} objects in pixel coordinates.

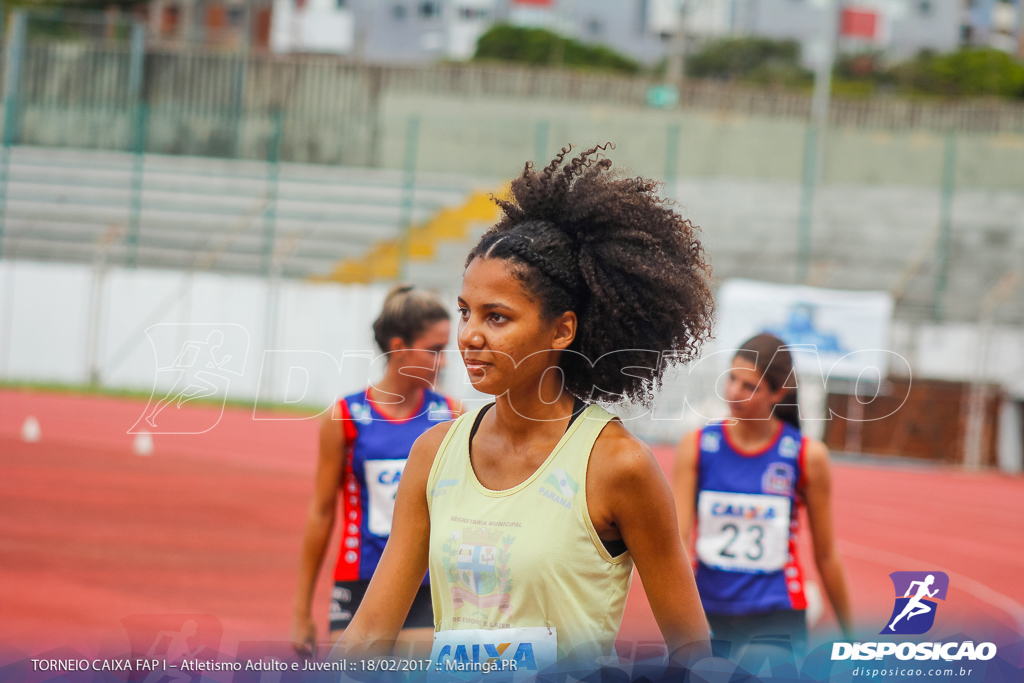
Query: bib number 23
[
  {"left": 719, "top": 522, "right": 765, "bottom": 561},
  {"left": 696, "top": 491, "right": 791, "bottom": 572}
]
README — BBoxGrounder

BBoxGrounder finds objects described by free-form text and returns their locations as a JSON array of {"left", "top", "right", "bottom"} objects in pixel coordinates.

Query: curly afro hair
[{"left": 465, "top": 144, "right": 715, "bottom": 406}]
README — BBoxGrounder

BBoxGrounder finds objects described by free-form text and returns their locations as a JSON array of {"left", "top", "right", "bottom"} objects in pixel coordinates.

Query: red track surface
[{"left": 2, "top": 389, "right": 1023, "bottom": 660}]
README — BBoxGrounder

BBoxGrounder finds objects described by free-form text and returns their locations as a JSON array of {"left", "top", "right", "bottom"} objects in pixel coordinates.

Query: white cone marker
[
  {"left": 133, "top": 431, "right": 154, "bottom": 456},
  {"left": 21, "top": 416, "right": 41, "bottom": 443}
]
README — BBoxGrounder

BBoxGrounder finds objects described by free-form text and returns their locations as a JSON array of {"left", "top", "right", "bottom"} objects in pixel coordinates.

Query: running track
[{"left": 2, "top": 389, "right": 1023, "bottom": 660}]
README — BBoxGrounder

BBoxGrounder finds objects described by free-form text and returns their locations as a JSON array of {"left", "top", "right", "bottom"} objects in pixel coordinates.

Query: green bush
[
  {"left": 883, "top": 48, "right": 1024, "bottom": 99},
  {"left": 474, "top": 23, "right": 1024, "bottom": 100},
  {"left": 474, "top": 24, "right": 640, "bottom": 74},
  {"left": 688, "top": 37, "right": 811, "bottom": 85},
  {"left": 928, "top": 48, "right": 1024, "bottom": 98}
]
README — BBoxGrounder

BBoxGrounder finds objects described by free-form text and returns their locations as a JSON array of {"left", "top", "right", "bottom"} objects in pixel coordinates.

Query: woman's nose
[
  {"left": 459, "top": 317, "right": 482, "bottom": 349},
  {"left": 723, "top": 379, "right": 741, "bottom": 403}
]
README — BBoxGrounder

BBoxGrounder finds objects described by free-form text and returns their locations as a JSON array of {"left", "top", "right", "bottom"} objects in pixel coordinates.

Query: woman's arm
[
  {"left": 334, "top": 420, "right": 453, "bottom": 657},
  {"left": 803, "top": 439, "right": 854, "bottom": 639},
  {"left": 671, "top": 430, "right": 701, "bottom": 549},
  {"left": 592, "top": 425, "right": 711, "bottom": 664},
  {"left": 291, "top": 413, "right": 347, "bottom": 655}
]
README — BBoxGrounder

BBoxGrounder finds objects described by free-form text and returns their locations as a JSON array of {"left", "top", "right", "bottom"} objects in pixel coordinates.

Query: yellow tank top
[{"left": 426, "top": 403, "right": 634, "bottom": 662}]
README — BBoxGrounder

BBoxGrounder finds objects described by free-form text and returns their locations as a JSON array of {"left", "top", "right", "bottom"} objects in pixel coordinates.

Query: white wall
[
  {"left": 0, "top": 261, "right": 480, "bottom": 414},
  {"left": 2, "top": 259, "right": 1022, "bottom": 468},
  {"left": 890, "top": 321, "right": 1024, "bottom": 398}
]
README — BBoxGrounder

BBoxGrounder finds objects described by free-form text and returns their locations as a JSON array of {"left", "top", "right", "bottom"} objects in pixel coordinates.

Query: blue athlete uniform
[
  {"left": 694, "top": 420, "right": 809, "bottom": 653},
  {"left": 329, "top": 388, "right": 455, "bottom": 630}
]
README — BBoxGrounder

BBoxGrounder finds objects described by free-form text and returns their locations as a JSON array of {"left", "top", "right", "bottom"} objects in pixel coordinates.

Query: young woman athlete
[
  {"left": 673, "top": 333, "right": 853, "bottom": 658},
  {"left": 291, "top": 285, "right": 460, "bottom": 655},
  {"left": 336, "top": 145, "right": 716, "bottom": 670}
]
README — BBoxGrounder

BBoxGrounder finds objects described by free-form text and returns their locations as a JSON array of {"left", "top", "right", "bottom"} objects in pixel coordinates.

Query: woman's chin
[
  {"left": 466, "top": 376, "right": 502, "bottom": 396},
  {"left": 471, "top": 384, "right": 499, "bottom": 396}
]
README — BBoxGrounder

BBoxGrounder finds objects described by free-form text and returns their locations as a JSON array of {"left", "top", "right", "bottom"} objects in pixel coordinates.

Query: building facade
[{"left": 141, "top": 0, "right": 1022, "bottom": 63}]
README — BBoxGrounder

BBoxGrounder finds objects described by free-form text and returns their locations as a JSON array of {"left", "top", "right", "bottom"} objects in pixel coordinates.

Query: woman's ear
[
  {"left": 388, "top": 336, "right": 406, "bottom": 354},
  {"left": 551, "top": 311, "right": 577, "bottom": 351}
]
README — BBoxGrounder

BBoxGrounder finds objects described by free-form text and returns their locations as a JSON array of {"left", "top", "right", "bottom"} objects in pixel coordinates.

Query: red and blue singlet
[
  {"left": 332, "top": 388, "right": 455, "bottom": 584},
  {"left": 694, "top": 421, "right": 808, "bottom": 616}
]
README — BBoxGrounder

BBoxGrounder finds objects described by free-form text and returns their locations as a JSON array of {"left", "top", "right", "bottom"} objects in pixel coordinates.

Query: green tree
[
  {"left": 474, "top": 24, "right": 640, "bottom": 74},
  {"left": 10, "top": 0, "right": 147, "bottom": 8},
  {"left": 688, "top": 37, "right": 811, "bottom": 86},
  {"left": 889, "top": 48, "right": 1024, "bottom": 99},
  {"left": 930, "top": 48, "right": 1024, "bottom": 97},
  {"left": 10, "top": 1, "right": 147, "bottom": 41}
]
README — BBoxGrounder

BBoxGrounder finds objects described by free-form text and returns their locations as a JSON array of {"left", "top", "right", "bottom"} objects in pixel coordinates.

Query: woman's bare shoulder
[{"left": 589, "top": 419, "right": 663, "bottom": 486}]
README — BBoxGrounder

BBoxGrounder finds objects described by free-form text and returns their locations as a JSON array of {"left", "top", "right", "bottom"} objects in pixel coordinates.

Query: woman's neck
[
  {"left": 491, "top": 380, "right": 578, "bottom": 441},
  {"left": 726, "top": 416, "right": 781, "bottom": 451},
  {"left": 368, "top": 368, "right": 426, "bottom": 419}
]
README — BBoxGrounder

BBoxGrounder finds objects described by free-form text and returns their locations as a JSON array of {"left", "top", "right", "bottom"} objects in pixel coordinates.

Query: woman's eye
[
  {"left": 489, "top": 313, "right": 507, "bottom": 323},
  {"left": 457, "top": 307, "right": 469, "bottom": 319}
]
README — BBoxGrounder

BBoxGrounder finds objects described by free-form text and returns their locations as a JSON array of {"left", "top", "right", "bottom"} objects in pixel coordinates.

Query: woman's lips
[{"left": 463, "top": 359, "right": 490, "bottom": 372}]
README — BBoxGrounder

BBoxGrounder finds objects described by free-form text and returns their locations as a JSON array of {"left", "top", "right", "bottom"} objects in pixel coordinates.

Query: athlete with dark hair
[
  {"left": 673, "top": 333, "right": 853, "bottom": 658},
  {"left": 291, "top": 285, "right": 459, "bottom": 656},
  {"left": 335, "top": 145, "right": 715, "bottom": 670}
]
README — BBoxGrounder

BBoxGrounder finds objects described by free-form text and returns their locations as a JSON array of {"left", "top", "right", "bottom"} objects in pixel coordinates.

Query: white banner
[{"left": 716, "top": 279, "right": 895, "bottom": 381}]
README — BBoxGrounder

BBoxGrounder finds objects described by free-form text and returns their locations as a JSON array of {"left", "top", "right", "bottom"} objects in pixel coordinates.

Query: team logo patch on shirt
[
  {"left": 443, "top": 527, "right": 514, "bottom": 615},
  {"left": 547, "top": 468, "right": 578, "bottom": 498},
  {"left": 762, "top": 462, "right": 795, "bottom": 496},
  {"left": 431, "top": 478, "right": 459, "bottom": 497},
  {"left": 538, "top": 468, "right": 578, "bottom": 509},
  {"left": 701, "top": 431, "right": 722, "bottom": 452},
  {"left": 457, "top": 544, "right": 498, "bottom": 594},
  {"left": 778, "top": 435, "right": 800, "bottom": 459},
  {"left": 349, "top": 401, "right": 372, "bottom": 424},
  {"left": 428, "top": 400, "right": 453, "bottom": 421}
]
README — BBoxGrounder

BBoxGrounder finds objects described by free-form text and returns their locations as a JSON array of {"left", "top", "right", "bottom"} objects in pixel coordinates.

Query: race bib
[
  {"left": 363, "top": 459, "right": 406, "bottom": 536},
  {"left": 430, "top": 627, "right": 557, "bottom": 681},
  {"left": 696, "top": 490, "right": 791, "bottom": 573}
]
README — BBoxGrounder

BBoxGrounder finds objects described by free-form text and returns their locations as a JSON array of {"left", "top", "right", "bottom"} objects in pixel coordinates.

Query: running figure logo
[
  {"left": 144, "top": 331, "right": 231, "bottom": 427},
  {"left": 130, "top": 324, "right": 249, "bottom": 434},
  {"left": 882, "top": 571, "right": 949, "bottom": 635},
  {"left": 121, "top": 613, "right": 222, "bottom": 683}
]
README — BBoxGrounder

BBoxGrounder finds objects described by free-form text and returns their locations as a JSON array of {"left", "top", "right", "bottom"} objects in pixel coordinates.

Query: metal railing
[
  {"left": 4, "top": 9, "right": 1024, "bottom": 170},
  {"left": 1, "top": 9, "right": 1022, "bottom": 327}
]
